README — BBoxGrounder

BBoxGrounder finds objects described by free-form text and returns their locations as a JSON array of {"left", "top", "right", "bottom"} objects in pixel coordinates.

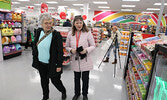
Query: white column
[
  {"left": 83, "top": 3, "right": 89, "bottom": 25},
  {"left": 155, "top": 0, "right": 165, "bottom": 36}
]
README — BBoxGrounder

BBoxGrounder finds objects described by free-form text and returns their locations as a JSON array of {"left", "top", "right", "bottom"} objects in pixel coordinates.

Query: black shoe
[
  {"left": 72, "top": 95, "right": 80, "bottom": 100},
  {"left": 62, "top": 93, "right": 67, "bottom": 100},
  {"left": 83, "top": 96, "right": 88, "bottom": 100}
]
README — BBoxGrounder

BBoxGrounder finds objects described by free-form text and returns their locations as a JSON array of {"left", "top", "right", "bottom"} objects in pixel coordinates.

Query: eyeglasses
[{"left": 44, "top": 22, "right": 53, "bottom": 25}]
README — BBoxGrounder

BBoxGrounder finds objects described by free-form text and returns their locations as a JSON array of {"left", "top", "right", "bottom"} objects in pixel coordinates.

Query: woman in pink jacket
[{"left": 65, "top": 15, "right": 95, "bottom": 100}]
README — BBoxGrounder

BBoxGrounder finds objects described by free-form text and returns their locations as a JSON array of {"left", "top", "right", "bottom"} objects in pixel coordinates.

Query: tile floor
[{"left": 0, "top": 41, "right": 127, "bottom": 100}]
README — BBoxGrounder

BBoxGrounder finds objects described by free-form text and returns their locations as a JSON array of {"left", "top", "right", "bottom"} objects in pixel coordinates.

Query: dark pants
[
  {"left": 74, "top": 71, "right": 90, "bottom": 96},
  {"left": 38, "top": 62, "right": 66, "bottom": 99}
]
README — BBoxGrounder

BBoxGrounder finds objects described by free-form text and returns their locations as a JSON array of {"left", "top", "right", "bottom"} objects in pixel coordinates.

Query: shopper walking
[
  {"left": 103, "top": 26, "right": 121, "bottom": 64},
  {"left": 63, "top": 19, "right": 72, "bottom": 27},
  {"left": 65, "top": 15, "right": 95, "bottom": 100},
  {"left": 32, "top": 13, "right": 66, "bottom": 100}
]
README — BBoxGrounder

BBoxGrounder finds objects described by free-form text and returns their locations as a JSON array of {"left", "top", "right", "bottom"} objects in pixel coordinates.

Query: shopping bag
[{"left": 101, "top": 38, "right": 112, "bottom": 50}]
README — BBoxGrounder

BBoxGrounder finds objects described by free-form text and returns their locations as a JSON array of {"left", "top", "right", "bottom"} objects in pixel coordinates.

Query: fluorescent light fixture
[
  {"left": 67, "top": 9, "right": 76, "bottom": 11},
  {"left": 122, "top": 5, "right": 136, "bottom": 7},
  {"left": 64, "top": 0, "right": 77, "bottom": 1},
  {"left": 34, "top": 4, "right": 41, "bottom": 6},
  {"left": 121, "top": 9, "right": 133, "bottom": 11},
  {"left": 12, "top": 2, "right": 20, "bottom": 4},
  {"left": 17, "top": 0, "right": 29, "bottom": 1},
  {"left": 80, "top": 7, "right": 90, "bottom": 10},
  {"left": 122, "top": 0, "right": 140, "bottom": 1},
  {"left": 93, "top": 1, "right": 108, "bottom": 4},
  {"left": 142, "top": 11, "right": 154, "bottom": 13},
  {"left": 73, "top": 4, "right": 84, "bottom": 6},
  {"left": 154, "top": 3, "right": 167, "bottom": 5},
  {"left": 98, "top": 6, "right": 110, "bottom": 8},
  {"left": 48, "top": 7, "right": 56, "bottom": 9},
  {"left": 58, "top": 6, "right": 68, "bottom": 8},
  {"left": 46, "top": 1, "right": 58, "bottom": 4},
  {"left": 147, "top": 8, "right": 160, "bottom": 10},
  {"left": 19, "top": 7, "right": 27, "bottom": 9}
]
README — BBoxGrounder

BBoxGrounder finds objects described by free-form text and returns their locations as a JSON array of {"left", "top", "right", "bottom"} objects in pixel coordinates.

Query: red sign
[
  {"left": 41, "top": 3, "right": 48, "bottom": 13},
  {"left": 28, "top": 6, "right": 34, "bottom": 12}
]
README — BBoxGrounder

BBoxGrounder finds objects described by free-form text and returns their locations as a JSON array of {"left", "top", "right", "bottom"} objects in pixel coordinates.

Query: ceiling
[{"left": 11, "top": 0, "right": 167, "bottom": 14}]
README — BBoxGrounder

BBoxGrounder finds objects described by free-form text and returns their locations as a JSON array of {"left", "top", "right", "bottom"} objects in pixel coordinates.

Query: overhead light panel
[
  {"left": 122, "top": 5, "right": 136, "bottom": 7},
  {"left": 154, "top": 3, "right": 167, "bottom": 5},
  {"left": 12, "top": 2, "right": 20, "bottom": 4},
  {"left": 147, "top": 8, "right": 160, "bottom": 10},
  {"left": 58, "top": 6, "right": 68, "bottom": 8},
  {"left": 122, "top": 0, "right": 140, "bottom": 1},
  {"left": 93, "top": 1, "right": 108, "bottom": 4},
  {"left": 142, "top": 11, "right": 154, "bottom": 13},
  {"left": 19, "top": 7, "right": 27, "bottom": 9},
  {"left": 121, "top": 9, "right": 133, "bottom": 11},
  {"left": 98, "top": 6, "right": 110, "bottom": 8},
  {"left": 34, "top": 4, "right": 41, "bottom": 6},
  {"left": 17, "top": 0, "right": 29, "bottom": 1},
  {"left": 80, "top": 8, "right": 90, "bottom": 10},
  {"left": 48, "top": 7, "right": 56, "bottom": 9},
  {"left": 73, "top": 4, "right": 84, "bottom": 6},
  {"left": 46, "top": 1, "right": 58, "bottom": 4},
  {"left": 64, "top": 0, "right": 77, "bottom": 1}
]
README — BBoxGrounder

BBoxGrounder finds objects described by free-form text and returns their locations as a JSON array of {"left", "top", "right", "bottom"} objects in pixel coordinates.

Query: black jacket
[
  {"left": 32, "top": 28, "right": 64, "bottom": 77},
  {"left": 63, "top": 21, "right": 72, "bottom": 27}
]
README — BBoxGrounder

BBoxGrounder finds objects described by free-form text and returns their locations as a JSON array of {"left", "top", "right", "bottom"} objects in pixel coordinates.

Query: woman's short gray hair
[{"left": 39, "top": 13, "right": 52, "bottom": 25}]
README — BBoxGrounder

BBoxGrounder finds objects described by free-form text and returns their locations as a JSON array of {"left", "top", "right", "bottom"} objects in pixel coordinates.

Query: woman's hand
[
  {"left": 56, "top": 68, "right": 61, "bottom": 72},
  {"left": 80, "top": 49, "right": 87, "bottom": 54},
  {"left": 70, "top": 49, "right": 76, "bottom": 54}
]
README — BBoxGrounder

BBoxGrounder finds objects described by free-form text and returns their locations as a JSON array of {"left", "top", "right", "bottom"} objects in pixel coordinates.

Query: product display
[{"left": 92, "top": 28, "right": 100, "bottom": 46}]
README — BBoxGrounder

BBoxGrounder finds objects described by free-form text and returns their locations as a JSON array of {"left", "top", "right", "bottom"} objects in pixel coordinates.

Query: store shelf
[
  {"left": 2, "top": 42, "right": 21, "bottom": 46},
  {"left": 132, "top": 48, "right": 150, "bottom": 75},
  {"left": 3, "top": 50, "right": 22, "bottom": 56},
  {"left": 130, "top": 53, "right": 147, "bottom": 89}
]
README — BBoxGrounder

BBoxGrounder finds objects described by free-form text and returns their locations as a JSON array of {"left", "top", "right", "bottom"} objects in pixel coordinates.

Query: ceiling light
[
  {"left": 122, "top": 0, "right": 140, "bottom": 1},
  {"left": 154, "top": 3, "right": 167, "bottom": 5},
  {"left": 46, "top": 1, "right": 58, "bottom": 4},
  {"left": 48, "top": 7, "right": 56, "bottom": 9},
  {"left": 73, "top": 4, "right": 83, "bottom": 6},
  {"left": 17, "top": 0, "right": 29, "bottom": 1},
  {"left": 93, "top": 1, "right": 108, "bottom": 4},
  {"left": 142, "top": 11, "right": 154, "bottom": 13},
  {"left": 67, "top": 9, "right": 76, "bottom": 11},
  {"left": 80, "top": 8, "right": 90, "bottom": 10},
  {"left": 147, "top": 8, "right": 160, "bottom": 11},
  {"left": 12, "top": 2, "right": 20, "bottom": 4},
  {"left": 98, "top": 6, "right": 110, "bottom": 8},
  {"left": 121, "top": 9, "right": 133, "bottom": 11},
  {"left": 19, "top": 7, "right": 27, "bottom": 9},
  {"left": 64, "top": 0, "right": 77, "bottom": 1},
  {"left": 34, "top": 4, "right": 41, "bottom": 6},
  {"left": 122, "top": 5, "right": 136, "bottom": 7},
  {"left": 58, "top": 6, "right": 68, "bottom": 8}
]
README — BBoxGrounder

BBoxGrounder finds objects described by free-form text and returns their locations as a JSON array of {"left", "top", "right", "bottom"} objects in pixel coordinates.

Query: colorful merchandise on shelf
[
  {"left": 17, "top": 14, "right": 21, "bottom": 21},
  {"left": 15, "top": 44, "right": 21, "bottom": 50},
  {"left": 0, "top": 13, "right": 4, "bottom": 20},
  {"left": 11, "top": 36, "right": 16, "bottom": 43},
  {"left": 5, "top": 13, "right": 12, "bottom": 20},
  {"left": 9, "top": 45, "right": 16, "bottom": 52},
  {"left": 2, "top": 28, "right": 13, "bottom": 36},
  {"left": 1, "top": 37, "right": 11, "bottom": 44},
  {"left": 3, "top": 46, "right": 10, "bottom": 53},
  {"left": 13, "top": 28, "right": 21, "bottom": 35},
  {"left": 16, "top": 35, "right": 21, "bottom": 42},
  {"left": 0, "top": 22, "right": 5, "bottom": 28},
  {"left": 92, "top": 28, "right": 100, "bottom": 46},
  {"left": 12, "top": 13, "right": 17, "bottom": 21}
]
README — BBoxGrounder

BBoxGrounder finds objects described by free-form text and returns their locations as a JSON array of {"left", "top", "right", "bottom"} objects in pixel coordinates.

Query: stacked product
[
  {"left": 92, "top": 28, "right": 100, "bottom": 46},
  {"left": 53, "top": 26, "right": 71, "bottom": 65},
  {"left": 119, "top": 31, "right": 130, "bottom": 56},
  {"left": 120, "top": 23, "right": 130, "bottom": 31},
  {"left": 0, "top": 11, "right": 22, "bottom": 59}
]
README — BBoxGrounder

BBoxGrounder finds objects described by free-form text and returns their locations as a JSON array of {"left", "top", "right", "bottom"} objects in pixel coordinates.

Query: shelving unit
[
  {"left": 0, "top": 11, "right": 23, "bottom": 60},
  {"left": 53, "top": 26, "right": 71, "bottom": 66}
]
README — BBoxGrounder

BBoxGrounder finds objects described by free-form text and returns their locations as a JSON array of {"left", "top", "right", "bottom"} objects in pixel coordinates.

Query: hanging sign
[
  {"left": 28, "top": 6, "right": 34, "bottom": 12},
  {"left": 41, "top": 3, "right": 48, "bottom": 13},
  {"left": 0, "top": 0, "right": 11, "bottom": 10}
]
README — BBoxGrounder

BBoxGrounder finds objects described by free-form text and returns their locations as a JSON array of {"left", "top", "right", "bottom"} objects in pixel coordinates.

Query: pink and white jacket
[{"left": 65, "top": 31, "right": 96, "bottom": 72}]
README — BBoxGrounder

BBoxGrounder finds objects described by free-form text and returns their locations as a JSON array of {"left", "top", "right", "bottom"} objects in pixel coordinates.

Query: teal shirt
[{"left": 37, "top": 31, "right": 52, "bottom": 63}]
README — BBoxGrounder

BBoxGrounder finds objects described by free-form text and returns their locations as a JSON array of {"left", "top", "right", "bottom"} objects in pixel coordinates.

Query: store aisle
[{"left": 0, "top": 41, "right": 127, "bottom": 100}]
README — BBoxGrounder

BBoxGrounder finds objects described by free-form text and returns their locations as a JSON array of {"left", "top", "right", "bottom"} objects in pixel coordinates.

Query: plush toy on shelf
[
  {"left": 1, "top": 36, "right": 11, "bottom": 44},
  {"left": 17, "top": 13, "right": 21, "bottom": 21},
  {"left": 3, "top": 46, "right": 11, "bottom": 53},
  {"left": 0, "top": 13, "right": 4, "bottom": 20},
  {"left": 5, "top": 13, "right": 12, "bottom": 20}
]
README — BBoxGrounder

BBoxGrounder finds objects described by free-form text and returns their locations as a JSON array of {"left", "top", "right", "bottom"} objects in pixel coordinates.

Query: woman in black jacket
[{"left": 32, "top": 13, "right": 66, "bottom": 100}]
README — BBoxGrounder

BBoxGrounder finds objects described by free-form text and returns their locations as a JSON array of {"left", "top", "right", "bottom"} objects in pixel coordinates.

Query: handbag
[{"left": 36, "top": 28, "right": 54, "bottom": 46}]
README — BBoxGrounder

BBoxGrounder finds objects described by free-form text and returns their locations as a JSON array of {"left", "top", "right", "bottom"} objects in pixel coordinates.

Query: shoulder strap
[{"left": 36, "top": 28, "right": 54, "bottom": 46}]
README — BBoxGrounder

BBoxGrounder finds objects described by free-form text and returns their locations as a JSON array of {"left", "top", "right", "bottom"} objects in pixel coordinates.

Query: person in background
[
  {"left": 103, "top": 26, "right": 121, "bottom": 64},
  {"left": 32, "top": 13, "right": 66, "bottom": 100},
  {"left": 63, "top": 19, "right": 72, "bottom": 27},
  {"left": 65, "top": 15, "right": 95, "bottom": 100}
]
